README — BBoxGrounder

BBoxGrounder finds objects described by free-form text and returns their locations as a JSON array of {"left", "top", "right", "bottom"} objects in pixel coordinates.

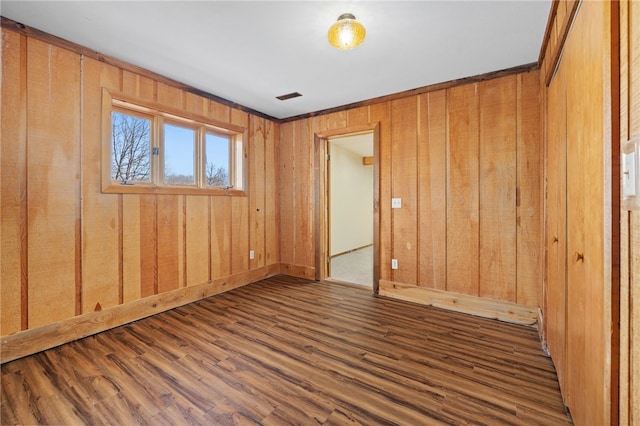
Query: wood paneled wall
[
  {"left": 0, "top": 28, "right": 280, "bottom": 360},
  {"left": 620, "top": 1, "right": 640, "bottom": 424},
  {"left": 542, "top": 1, "right": 619, "bottom": 424},
  {"left": 279, "top": 71, "right": 542, "bottom": 320},
  {"left": 539, "top": 1, "right": 579, "bottom": 87}
]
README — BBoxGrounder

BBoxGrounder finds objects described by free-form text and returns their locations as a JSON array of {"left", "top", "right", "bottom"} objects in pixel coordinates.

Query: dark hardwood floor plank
[
  {"left": 1, "top": 370, "right": 41, "bottom": 425},
  {"left": 223, "top": 317, "right": 456, "bottom": 423},
  {"left": 1, "top": 275, "right": 571, "bottom": 425}
]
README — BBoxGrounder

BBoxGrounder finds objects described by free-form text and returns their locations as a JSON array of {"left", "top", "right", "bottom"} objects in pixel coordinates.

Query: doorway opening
[
  {"left": 314, "top": 124, "right": 380, "bottom": 293},
  {"left": 326, "top": 132, "right": 374, "bottom": 287}
]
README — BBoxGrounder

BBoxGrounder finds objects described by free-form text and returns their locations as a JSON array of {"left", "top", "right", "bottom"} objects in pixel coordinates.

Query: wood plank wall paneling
[
  {"left": 27, "top": 38, "right": 81, "bottom": 328},
  {"left": 211, "top": 197, "right": 231, "bottom": 279},
  {"left": 279, "top": 119, "right": 315, "bottom": 277},
  {"left": 446, "top": 83, "right": 481, "bottom": 296},
  {"left": 157, "top": 82, "right": 183, "bottom": 109},
  {"left": 621, "top": 0, "right": 640, "bottom": 424},
  {"left": 185, "top": 92, "right": 206, "bottom": 116},
  {"left": 370, "top": 102, "right": 392, "bottom": 283},
  {"left": 294, "top": 119, "right": 314, "bottom": 270},
  {"left": 516, "top": 72, "right": 542, "bottom": 307},
  {"left": 231, "top": 196, "right": 249, "bottom": 274},
  {"left": 264, "top": 119, "right": 279, "bottom": 266},
  {"left": 417, "top": 91, "right": 447, "bottom": 289},
  {"left": 312, "top": 111, "right": 348, "bottom": 132},
  {"left": 186, "top": 196, "right": 210, "bottom": 286},
  {"left": 123, "top": 71, "right": 156, "bottom": 103},
  {"left": 391, "top": 97, "right": 418, "bottom": 285},
  {"left": 81, "top": 57, "right": 121, "bottom": 313},
  {"left": 279, "top": 71, "right": 542, "bottom": 314},
  {"left": 249, "top": 116, "right": 266, "bottom": 269},
  {"left": 0, "top": 28, "right": 280, "bottom": 353},
  {"left": 619, "top": 2, "right": 629, "bottom": 423},
  {"left": 157, "top": 195, "right": 183, "bottom": 293},
  {"left": 231, "top": 110, "right": 250, "bottom": 276},
  {"left": 122, "top": 195, "right": 142, "bottom": 303},
  {"left": 1, "top": 29, "right": 27, "bottom": 335},
  {"left": 139, "top": 195, "right": 158, "bottom": 298},
  {"left": 631, "top": 2, "right": 640, "bottom": 423},
  {"left": 279, "top": 122, "right": 295, "bottom": 266},
  {"left": 208, "top": 100, "right": 231, "bottom": 123},
  {"left": 347, "top": 106, "right": 369, "bottom": 127},
  {"left": 479, "top": 76, "right": 517, "bottom": 302}
]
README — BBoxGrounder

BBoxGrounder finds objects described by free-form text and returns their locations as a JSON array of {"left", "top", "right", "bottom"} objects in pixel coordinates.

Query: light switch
[
  {"left": 623, "top": 135, "right": 640, "bottom": 210},
  {"left": 392, "top": 198, "right": 402, "bottom": 209},
  {"left": 623, "top": 151, "right": 637, "bottom": 197}
]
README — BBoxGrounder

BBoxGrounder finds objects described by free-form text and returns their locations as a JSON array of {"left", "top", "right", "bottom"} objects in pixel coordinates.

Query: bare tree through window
[
  {"left": 206, "top": 161, "right": 229, "bottom": 187},
  {"left": 206, "top": 132, "right": 230, "bottom": 187},
  {"left": 111, "top": 111, "right": 151, "bottom": 182}
]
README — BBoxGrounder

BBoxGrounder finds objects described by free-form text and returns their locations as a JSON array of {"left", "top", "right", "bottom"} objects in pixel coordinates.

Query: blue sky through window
[
  {"left": 164, "top": 124, "right": 195, "bottom": 183},
  {"left": 162, "top": 123, "right": 230, "bottom": 187}
]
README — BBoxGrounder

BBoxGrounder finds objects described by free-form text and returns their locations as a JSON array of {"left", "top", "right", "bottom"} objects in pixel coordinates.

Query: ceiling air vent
[{"left": 276, "top": 92, "right": 302, "bottom": 101}]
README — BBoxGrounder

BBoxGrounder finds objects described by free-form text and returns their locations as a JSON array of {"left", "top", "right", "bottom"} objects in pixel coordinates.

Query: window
[
  {"left": 111, "top": 110, "right": 152, "bottom": 184},
  {"left": 102, "top": 89, "right": 245, "bottom": 195},
  {"left": 205, "top": 132, "right": 230, "bottom": 188},
  {"left": 163, "top": 123, "right": 196, "bottom": 185}
]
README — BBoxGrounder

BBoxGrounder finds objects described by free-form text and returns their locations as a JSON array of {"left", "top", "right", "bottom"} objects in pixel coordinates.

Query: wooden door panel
[
  {"left": 546, "top": 62, "right": 568, "bottom": 397},
  {"left": 563, "top": 3, "right": 610, "bottom": 424}
]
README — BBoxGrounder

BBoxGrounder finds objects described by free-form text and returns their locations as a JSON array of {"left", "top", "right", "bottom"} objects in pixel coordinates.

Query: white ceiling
[{"left": 0, "top": 1, "right": 551, "bottom": 120}]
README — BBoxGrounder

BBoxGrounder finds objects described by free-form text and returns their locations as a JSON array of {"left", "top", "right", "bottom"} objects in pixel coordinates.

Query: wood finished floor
[{"left": 1, "top": 275, "right": 572, "bottom": 425}]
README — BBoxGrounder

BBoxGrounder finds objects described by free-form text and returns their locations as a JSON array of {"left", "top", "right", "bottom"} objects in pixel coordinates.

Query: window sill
[{"left": 102, "top": 183, "right": 246, "bottom": 197}]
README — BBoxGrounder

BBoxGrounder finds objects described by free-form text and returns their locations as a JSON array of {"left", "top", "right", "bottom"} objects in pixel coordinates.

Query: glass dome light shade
[{"left": 328, "top": 13, "right": 366, "bottom": 50}]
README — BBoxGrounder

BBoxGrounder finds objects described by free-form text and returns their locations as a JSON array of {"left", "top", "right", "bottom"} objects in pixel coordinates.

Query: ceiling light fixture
[{"left": 328, "top": 13, "right": 366, "bottom": 50}]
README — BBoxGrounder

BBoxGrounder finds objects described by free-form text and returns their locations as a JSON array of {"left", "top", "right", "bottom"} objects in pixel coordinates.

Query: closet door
[
  {"left": 562, "top": 3, "right": 612, "bottom": 423},
  {"left": 545, "top": 58, "right": 568, "bottom": 398},
  {"left": 564, "top": 26, "right": 588, "bottom": 416},
  {"left": 544, "top": 2, "right": 615, "bottom": 423}
]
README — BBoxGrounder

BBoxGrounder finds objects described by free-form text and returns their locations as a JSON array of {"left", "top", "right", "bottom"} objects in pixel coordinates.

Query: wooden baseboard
[
  {"left": 537, "top": 308, "right": 549, "bottom": 354},
  {"left": 330, "top": 244, "right": 373, "bottom": 259},
  {"left": 1, "top": 264, "right": 280, "bottom": 364},
  {"left": 378, "top": 280, "right": 538, "bottom": 326},
  {"left": 280, "top": 263, "right": 316, "bottom": 280}
]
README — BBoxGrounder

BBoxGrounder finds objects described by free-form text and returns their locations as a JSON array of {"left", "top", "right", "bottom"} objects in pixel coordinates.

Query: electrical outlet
[
  {"left": 391, "top": 259, "right": 398, "bottom": 270},
  {"left": 392, "top": 198, "right": 402, "bottom": 209},
  {"left": 249, "top": 250, "right": 255, "bottom": 260}
]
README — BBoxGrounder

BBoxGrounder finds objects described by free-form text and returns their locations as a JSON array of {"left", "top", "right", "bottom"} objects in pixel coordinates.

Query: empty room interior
[{"left": 1, "top": 1, "right": 638, "bottom": 425}]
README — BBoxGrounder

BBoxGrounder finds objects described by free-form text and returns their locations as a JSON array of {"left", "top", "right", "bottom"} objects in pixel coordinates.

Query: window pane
[
  {"left": 205, "top": 133, "right": 230, "bottom": 187},
  {"left": 111, "top": 111, "right": 151, "bottom": 182},
  {"left": 164, "top": 124, "right": 195, "bottom": 185}
]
